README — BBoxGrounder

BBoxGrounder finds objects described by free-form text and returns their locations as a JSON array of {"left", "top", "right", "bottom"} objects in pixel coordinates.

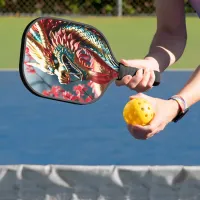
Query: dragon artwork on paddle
[{"left": 25, "top": 19, "right": 119, "bottom": 103}]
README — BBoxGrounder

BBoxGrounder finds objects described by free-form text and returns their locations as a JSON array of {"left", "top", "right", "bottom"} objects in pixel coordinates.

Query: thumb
[{"left": 120, "top": 59, "right": 147, "bottom": 68}]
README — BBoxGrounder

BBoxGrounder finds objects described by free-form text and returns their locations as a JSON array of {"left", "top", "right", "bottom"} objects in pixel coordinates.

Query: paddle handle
[{"left": 117, "top": 63, "right": 160, "bottom": 86}]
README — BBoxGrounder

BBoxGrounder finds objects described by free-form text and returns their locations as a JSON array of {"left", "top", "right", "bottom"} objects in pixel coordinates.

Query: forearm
[
  {"left": 145, "top": 31, "right": 187, "bottom": 72},
  {"left": 176, "top": 65, "right": 200, "bottom": 107},
  {"left": 145, "top": 0, "right": 187, "bottom": 73}
]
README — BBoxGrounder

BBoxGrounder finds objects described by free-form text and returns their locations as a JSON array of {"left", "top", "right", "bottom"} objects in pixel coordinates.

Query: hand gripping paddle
[{"left": 19, "top": 17, "right": 160, "bottom": 105}]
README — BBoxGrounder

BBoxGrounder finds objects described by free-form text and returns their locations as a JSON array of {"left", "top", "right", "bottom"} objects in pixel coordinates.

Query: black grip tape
[{"left": 117, "top": 63, "right": 160, "bottom": 86}]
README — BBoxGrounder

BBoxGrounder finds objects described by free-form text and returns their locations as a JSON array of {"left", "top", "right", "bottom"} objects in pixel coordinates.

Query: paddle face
[{"left": 19, "top": 17, "right": 120, "bottom": 105}]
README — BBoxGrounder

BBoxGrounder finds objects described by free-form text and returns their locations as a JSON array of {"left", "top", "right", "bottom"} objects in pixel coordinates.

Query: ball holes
[
  {"left": 141, "top": 107, "right": 144, "bottom": 111},
  {"left": 145, "top": 114, "right": 148, "bottom": 117}
]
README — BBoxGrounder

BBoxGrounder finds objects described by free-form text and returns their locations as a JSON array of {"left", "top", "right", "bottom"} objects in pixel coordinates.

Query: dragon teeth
[
  {"left": 63, "top": 35, "right": 67, "bottom": 44},
  {"left": 51, "top": 32, "right": 55, "bottom": 38},
  {"left": 68, "top": 33, "right": 73, "bottom": 40},
  {"left": 57, "top": 36, "right": 62, "bottom": 45},
  {"left": 74, "top": 42, "right": 80, "bottom": 51},
  {"left": 70, "top": 39, "right": 76, "bottom": 51},
  {"left": 58, "top": 28, "right": 62, "bottom": 36},
  {"left": 60, "top": 38, "right": 64, "bottom": 46},
  {"left": 66, "top": 41, "right": 69, "bottom": 48},
  {"left": 52, "top": 38, "right": 57, "bottom": 47}
]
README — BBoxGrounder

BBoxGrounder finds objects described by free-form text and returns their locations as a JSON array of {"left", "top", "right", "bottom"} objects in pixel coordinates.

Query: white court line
[
  {"left": 166, "top": 68, "right": 194, "bottom": 71},
  {"left": 0, "top": 68, "right": 19, "bottom": 71}
]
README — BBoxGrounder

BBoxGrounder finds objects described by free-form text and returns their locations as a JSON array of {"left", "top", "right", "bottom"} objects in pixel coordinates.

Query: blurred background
[
  {"left": 0, "top": 0, "right": 196, "bottom": 16},
  {"left": 0, "top": 0, "right": 200, "bottom": 70},
  {"left": 0, "top": 1, "right": 200, "bottom": 165}
]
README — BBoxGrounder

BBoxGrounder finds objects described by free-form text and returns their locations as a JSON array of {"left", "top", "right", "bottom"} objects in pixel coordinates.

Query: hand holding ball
[{"left": 123, "top": 98, "right": 155, "bottom": 126}]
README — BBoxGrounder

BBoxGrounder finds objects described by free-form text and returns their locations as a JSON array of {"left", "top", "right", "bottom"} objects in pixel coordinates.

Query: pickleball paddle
[{"left": 19, "top": 17, "right": 160, "bottom": 105}]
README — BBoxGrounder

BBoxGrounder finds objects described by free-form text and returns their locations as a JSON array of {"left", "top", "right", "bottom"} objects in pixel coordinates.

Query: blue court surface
[{"left": 0, "top": 70, "right": 199, "bottom": 165}]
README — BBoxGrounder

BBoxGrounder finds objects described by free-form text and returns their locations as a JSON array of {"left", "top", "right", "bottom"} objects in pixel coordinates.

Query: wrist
[
  {"left": 168, "top": 99, "right": 181, "bottom": 119},
  {"left": 144, "top": 56, "right": 160, "bottom": 72},
  {"left": 168, "top": 95, "right": 189, "bottom": 123},
  {"left": 145, "top": 46, "right": 174, "bottom": 72}
]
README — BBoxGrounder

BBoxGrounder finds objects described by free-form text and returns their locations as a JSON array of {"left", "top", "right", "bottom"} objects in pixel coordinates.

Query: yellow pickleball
[{"left": 123, "top": 98, "right": 155, "bottom": 126}]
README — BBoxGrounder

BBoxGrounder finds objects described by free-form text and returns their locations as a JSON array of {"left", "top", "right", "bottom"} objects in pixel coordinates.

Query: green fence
[{"left": 0, "top": 0, "right": 196, "bottom": 16}]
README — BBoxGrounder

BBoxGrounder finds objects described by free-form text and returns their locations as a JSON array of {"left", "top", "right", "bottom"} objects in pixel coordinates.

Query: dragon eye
[
  {"left": 63, "top": 55, "right": 78, "bottom": 74},
  {"left": 48, "top": 66, "right": 55, "bottom": 73},
  {"left": 52, "top": 54, "right": 59, "bottom": 69}
]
